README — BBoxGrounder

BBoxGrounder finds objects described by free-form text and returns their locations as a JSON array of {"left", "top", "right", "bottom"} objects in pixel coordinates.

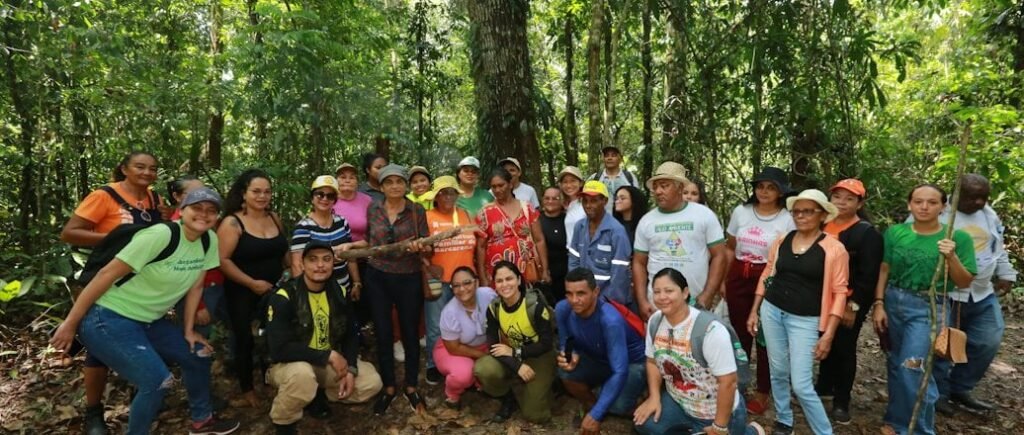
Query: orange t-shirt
[
  {"left": 74, "top": 183, "right": 160, "bottom": 234},
  {"left": 824, "top": 217, "right": 859, "bottom": 238},
  {"left": 426, "top": 208, "right": 477, "bottom": 282}
]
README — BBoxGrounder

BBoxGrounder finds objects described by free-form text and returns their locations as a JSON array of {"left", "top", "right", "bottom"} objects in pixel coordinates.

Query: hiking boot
[
  {"left": 84, "top": 405, "right": 108, "bottom": 435},
  {"left": 305, "top": 389, "right": 330, "bottom": 419},
  {"left": 189, "top": 416, "right": 240, "bottom": 435},
  {"left": 404, "top": 390, "right": 426, "bottom": 413},
  {"left": 492, "top": 393, "right": 517, "bottom": 422},
  {"left": 832, "top": 404, "right": 852, "bottom": 425},
  {"left": 772, "top": 421, "right": 794, "bottom": 435},
  {"left": 373, "top": 392, "right": 396, "bottom": 415},
  {"left": 935, "top": 397, "right": 956, "bottom": 417},
  {"left": 951, "top": 392, "right": 994, "bottom": 412},
  {"left": 425, "top": 367, "right": 443, "bottom": 385},
  {"left": 274, "top": 423, "right": 297, "bottom": 435}
]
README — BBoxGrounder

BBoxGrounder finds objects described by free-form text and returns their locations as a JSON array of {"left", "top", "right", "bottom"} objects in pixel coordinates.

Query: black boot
[
  {"left": 951, "top": 392, "right": 994, "bottom": 412},
  {"left": 492, "top": 393, "right": 517, "bottom": 423},
  {"left": 304, "top": 389, "right": 330, "bottom": 419},
  {"left": 274, "top": 423, "right": 297, "bottom": 435},
  {"left": 84, "top": 404, "right": 108, "bottom": 435}
]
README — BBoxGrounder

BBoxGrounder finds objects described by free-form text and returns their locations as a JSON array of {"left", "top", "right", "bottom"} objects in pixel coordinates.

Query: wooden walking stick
[
  {"left": 906, "top": 122, "right": 970, "bottom": 433},
  {"left": 332, "top": 225, "right": 478, "bottom": 261}
]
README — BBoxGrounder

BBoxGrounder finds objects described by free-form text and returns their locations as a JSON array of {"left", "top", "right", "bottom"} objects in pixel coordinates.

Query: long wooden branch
[
  {"left": 334, "top": 225, "right": 478, "bottom": 261},
  {"left": 908, "top": 123, "right": 970, "bottom": 433}
]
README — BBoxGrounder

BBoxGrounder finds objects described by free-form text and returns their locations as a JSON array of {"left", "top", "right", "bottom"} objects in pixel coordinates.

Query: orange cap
[{"left": 829, "top": 178, "right": 866, "bottom": 197}]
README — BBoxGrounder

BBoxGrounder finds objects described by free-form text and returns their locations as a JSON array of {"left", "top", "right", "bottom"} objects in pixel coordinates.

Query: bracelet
[
  {"left": 711, "top": 422, "right": 729, "bottom": 433},
  {"left": 872, "top": 300, "right": 884, "bottom": 308},
  {"left": 352, "top": 282, "right": 363, "bottom": 287}
]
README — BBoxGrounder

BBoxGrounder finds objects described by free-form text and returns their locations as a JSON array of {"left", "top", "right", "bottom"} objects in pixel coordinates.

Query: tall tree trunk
[
  {"left": 640, "top": 0, "right": 654, "bottom": 181},
  {"left": 467, "top": 0, "right": 542, "bottom": 189},
  {"left": 586, "top": 0, "right": 605, "bottom": 171},
  {"left": 206, "top": 0, "right": 225, "bottom": 169},
  {"left": 1012, "top": 0, "right": 1024, "bottom": 109},
  {"left": 4, "top": 11, "right": 37, "bottom": 251},
  {"left": 247, "top": 0, "right": 268, "bottom": 156},
  {"left": 662, "top": 4, "right": 690, "bottom": 166},
  {"left": 791, "top": 1, "right": 823, "bottom": 189},
  {"left": 749, "top": 0, "right": 765, "bottom": 175},
  {"left": 563, "top": 16, "right": 579, "bottom": 167},
  {"left": 602, "top": 2, "right": 617, "bottom": 150}
]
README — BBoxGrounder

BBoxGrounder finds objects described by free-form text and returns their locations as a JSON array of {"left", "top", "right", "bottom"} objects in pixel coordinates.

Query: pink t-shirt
[{"left": 333, "top": 192, "right": 373, "bottom": 242}]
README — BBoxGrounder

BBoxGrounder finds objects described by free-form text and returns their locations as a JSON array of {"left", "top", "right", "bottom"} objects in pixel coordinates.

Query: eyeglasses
[
  {"left": 452, "top": 279, "right": 476, "bottom": 289},
  {"left": 313, "top": 191, "right": 338, "bottom": 201},
  {"left": 791, "top": 208, "right": 824, "bottom": 217}
]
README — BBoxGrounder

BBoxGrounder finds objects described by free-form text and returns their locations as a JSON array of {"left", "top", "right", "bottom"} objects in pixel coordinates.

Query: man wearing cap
[
  {"left": 588, "top": 146, "right": 639, "bottom": 214},
  {"left": 568, "top": 180, "right": 634, "bottom": 307},
  {"left": 497, "top": 157, "right": 540, "bottom": 208},
  {"left": 265, "top": 241, "right": 384, "bottom": 434},
  {"left": 925, "top": 174, "right": 1017, "bottom": 415},
  {"left": 455, "top": 156, "right": 494, "bottom": 218},
  {"left": 632, "top": 162, "right": 727, "bottom": 320}
]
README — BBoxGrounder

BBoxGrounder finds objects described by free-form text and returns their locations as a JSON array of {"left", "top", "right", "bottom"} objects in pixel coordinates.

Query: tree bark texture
[
  {"left": 586, "top": 0, "right": 605, "bottom": 171},
  {"left": 207, "top": 0, "right": 225, "bottom": 169},
  {"left": 640, "top": 0, "right": 654, "bottom": 181},
  {"left": 467, "top": 0, "right": 542, "bottom": 189},
  {"left": 4, "top": 6, "right": 38, "bottom": 251},
  {"left": 563, "top": 16, "right": 579, "bottom": 167},
  {"left": 661, "top": 4, "right": 689, "bottom": 166}
]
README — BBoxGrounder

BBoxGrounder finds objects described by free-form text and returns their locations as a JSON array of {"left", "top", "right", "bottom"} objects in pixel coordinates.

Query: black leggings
[
  {"left": 225, "top": 284, "right": 260, "bottom": 392},
  {"left": 366, "top": 266, "right": 423, "bottom": 388},
  {"left": 816, "top": 310, "right": 868, "bottom": 407}
]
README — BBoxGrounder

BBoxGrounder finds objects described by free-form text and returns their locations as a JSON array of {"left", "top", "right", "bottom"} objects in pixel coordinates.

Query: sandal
[
  {"left": 405, "top": 390, "right": 426, "bottom": 413},
  {"left": 373, "top": 392, "right": 396, "bottom": 415}
]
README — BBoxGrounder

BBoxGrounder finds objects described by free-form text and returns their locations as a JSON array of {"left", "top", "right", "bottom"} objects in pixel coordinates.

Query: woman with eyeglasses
[
  {"left": 746, "top": 189, "right": 850, "bottom": 435},
  {"left": 364, "top": 164, "right": 431, "bottom": 415},
  {"left": 433, "top": 266, "right": 497, "bottom": 409},
  {"left": 218, "top": 169, "right": 289, "bottom": 409},
  {"left": 289, "top": 176, "right": 367, "bottom": 297}
]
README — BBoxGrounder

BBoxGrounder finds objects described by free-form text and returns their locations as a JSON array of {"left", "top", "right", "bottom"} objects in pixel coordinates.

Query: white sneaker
[
  {"left": 749, "top": 422, "right": 766, "bottom": 435},
  {"left": 393, "top": 341, "right": 405, "bottom": 363}
]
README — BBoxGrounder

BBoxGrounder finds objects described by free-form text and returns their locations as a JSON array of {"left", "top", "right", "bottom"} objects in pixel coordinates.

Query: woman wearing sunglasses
[{"left": 289, "top": 176, "right": 367, "bottom": 296}]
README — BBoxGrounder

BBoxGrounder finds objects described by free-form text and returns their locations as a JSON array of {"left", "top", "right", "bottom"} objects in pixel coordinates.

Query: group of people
[{"left": 49, "top": 146, "right": 1015, "bottom": 435}]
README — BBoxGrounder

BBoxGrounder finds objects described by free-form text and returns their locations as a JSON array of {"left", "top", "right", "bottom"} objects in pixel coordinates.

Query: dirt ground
[{"left": 2, "top": 314, "right": 1023, "bottom": 434}]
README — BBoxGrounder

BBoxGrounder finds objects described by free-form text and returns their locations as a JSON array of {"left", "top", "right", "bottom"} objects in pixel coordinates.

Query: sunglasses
[{"left": 313, "top": 191, "right": 338, "bottom": 201}]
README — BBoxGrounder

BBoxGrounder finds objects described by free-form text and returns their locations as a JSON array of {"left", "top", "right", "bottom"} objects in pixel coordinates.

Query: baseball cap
[
  {"left": 558, "top": 166, "right": 584, "bottom": 182},
  {"left": 497, "top": 157, "right": 521, "bottom": 170},
  {"left": 377, "top": 164, "right": 409, "bottom": 184},
  {"left": 302, "top": 240, "right": 334, "bottom": 258},
  {"left": 310, "top": 175, "right": 339, "bottom": 192},
  {"left": 580, "top": 180, "right": 609, "bottom": 198},
  {"left": 829, "top": 178, "right": 866, "bottom": 198},
  {"left": 408, "top": 165, "right": 431, "bottom": 180},
  {"left": 180, "top": 187, "right": 223, "bottom": 210},
  {"left": 335, "top": 163, "right": 357, "bottom": 176},
  {"left": 458, "top": 156, "right": 481, "bottom": 169},
  {"left": 601, "top": 146, "right": 621, "bottom": 155}
]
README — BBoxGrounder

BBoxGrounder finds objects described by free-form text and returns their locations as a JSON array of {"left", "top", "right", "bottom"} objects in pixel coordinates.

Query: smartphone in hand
[{"left": 563, "top": 337, "right": 575, "bottom": 361}]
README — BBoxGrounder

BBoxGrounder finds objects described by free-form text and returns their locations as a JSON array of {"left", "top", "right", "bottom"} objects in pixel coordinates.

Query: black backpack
[
  {"left": 589, "top": 169, "right": 637, "bottom": 186},
  {"left": 77, "top": 222, "right": 211, "bottom": 287}
]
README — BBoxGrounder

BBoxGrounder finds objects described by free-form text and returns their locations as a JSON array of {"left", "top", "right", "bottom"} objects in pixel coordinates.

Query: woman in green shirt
[{"left": 872, "top": 184, "right": 976, "bottom": 435}]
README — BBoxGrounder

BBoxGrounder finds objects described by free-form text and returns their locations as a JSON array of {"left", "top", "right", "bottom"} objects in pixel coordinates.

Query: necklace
[
  {"left": 753, "top": 206, "right": 783, "bottom": 222},
  {"left": 792, "top": 232, "right": 822, "bottom": 255}
]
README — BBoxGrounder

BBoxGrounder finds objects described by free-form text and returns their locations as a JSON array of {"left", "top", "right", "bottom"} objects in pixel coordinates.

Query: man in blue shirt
[
  {"left": 568, "top": 180, "right": 634, "bottom": 310},
  {"left": 557, "top": 268, "right": 646, "bottom": 435}
]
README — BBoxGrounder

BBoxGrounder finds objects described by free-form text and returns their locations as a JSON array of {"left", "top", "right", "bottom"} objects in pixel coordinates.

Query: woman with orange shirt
[{"left": 60, "top": 150, "right": 168, "bottom": 435}]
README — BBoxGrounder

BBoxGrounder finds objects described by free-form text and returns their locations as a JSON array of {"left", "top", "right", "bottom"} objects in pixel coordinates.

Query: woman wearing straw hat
[{"left": 746, "top": 189, "right": 850, "bottom": 435}]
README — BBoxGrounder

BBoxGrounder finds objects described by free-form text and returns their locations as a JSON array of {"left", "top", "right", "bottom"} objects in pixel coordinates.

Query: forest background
[{"left": 1, "top": 0, "right": 1023, "bottom": 319}]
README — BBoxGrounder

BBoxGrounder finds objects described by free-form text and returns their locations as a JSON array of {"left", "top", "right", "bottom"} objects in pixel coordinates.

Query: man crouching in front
[{"left": 265, "top": 240, "right": 383, "bottom": 434}]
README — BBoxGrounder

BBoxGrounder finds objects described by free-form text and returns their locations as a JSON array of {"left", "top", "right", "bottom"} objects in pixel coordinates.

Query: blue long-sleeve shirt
[
  {"left": 556, "top": 299, "right": 645, "bottom": 421},
  {"left": 568, "top": 215, "right": 634, "bottom": 304}
]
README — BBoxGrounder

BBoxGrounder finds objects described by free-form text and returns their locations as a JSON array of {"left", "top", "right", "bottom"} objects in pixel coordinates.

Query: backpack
[
  {"left": 488, "top": 286, "right": 556, "bottom": 341},
  {"left": 589, "top": 169, "right": 637, "bottom": 187},
  {"left": 604, "top": 296, "right": 646, "bottom": 338},
  {"left": 648, "top": 310, "right": 751, "bottom": 390},
  {"left": 77, "top": 222, "right": 211, "bottom": 287}
]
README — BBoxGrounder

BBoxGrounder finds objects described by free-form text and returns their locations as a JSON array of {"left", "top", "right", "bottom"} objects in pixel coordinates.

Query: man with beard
[{"left": 264, "top": 241, "right": 383, "bottom": 434}]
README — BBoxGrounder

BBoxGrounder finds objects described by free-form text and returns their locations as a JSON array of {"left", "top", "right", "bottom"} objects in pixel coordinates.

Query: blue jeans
[
  {"left": 635, "top": 389, "right": 757, "bottom": 435},
  {"left": 559, "top": 358, "right": 646, "bottom": 416},
  {"left": 423, "top": 283, "right": 453, "bottom": 369},
  {"left": 884, "top": 286, "right": 943, "bottom": 435},
  {"left": 760, "top": 300, "right": 832, "bottom": 435},
  {"left": 78, "top": 305, "right": 213, "bottom": 435},
  {"left": 934, "top": 293, "right": 1004, "bottom": 397}
]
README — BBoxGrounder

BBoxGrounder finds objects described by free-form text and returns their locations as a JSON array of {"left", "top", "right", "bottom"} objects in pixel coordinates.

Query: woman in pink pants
[{"left": 433, "top": 266, "right": 497, "bottom": 408}]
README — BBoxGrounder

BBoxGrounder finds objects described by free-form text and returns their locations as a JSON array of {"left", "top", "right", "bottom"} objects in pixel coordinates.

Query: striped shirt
[{"left": 290, "top": 214, "right": 353, "bottom": 289}]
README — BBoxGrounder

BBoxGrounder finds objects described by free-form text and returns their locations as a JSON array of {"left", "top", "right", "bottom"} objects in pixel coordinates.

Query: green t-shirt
[
  {"left": 97, "top": 223, "right": 220, "bottom": 322},
  {"left": 456, "top": 187, "right": 493, "bottom": 219},
  {"left": 883, "top": 223, "right": 977, "bottom": 294}
]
